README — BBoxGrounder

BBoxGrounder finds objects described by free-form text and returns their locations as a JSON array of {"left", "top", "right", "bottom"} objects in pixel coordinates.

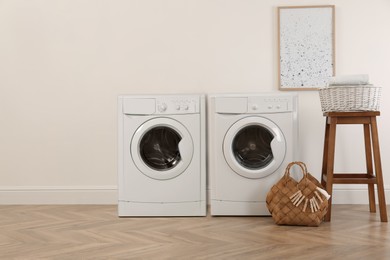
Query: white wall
[{"left": 1, "top": 0, "right": 389, "bottom": 204}]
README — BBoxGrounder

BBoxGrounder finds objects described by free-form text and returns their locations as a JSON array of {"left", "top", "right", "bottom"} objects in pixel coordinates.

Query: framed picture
[{"left": 278, "top": 5, "right": 335, "bottom": 90}]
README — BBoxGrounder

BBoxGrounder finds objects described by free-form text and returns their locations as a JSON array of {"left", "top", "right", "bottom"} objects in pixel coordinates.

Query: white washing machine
[
  {"left": 118, "top": 94, "right": 206, "bottom": 216},
  {"left": 208, "top": 93, "right": 298, "bottom": 216}
]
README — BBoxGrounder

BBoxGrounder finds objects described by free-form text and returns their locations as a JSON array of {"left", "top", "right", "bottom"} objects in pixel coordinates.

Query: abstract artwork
[{"left": 278, "top": 6, "right": 335, "bottom": 90}]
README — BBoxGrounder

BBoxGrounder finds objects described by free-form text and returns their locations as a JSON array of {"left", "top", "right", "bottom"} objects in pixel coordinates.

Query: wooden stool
[{"left": 321, "top": 111, "right": 387, "bottom": 222}]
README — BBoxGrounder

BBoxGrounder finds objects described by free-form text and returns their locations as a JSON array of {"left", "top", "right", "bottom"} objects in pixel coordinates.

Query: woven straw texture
[
  {"left": 266, "top": 162, "right": 328, "bottom": 227},
  {"left": 319, "top": 85, "right": 381, "bottom": 112}
]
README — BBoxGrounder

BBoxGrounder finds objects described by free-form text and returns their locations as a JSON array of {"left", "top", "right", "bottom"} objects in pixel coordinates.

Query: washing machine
[
  {"left": 118, "top": 94, "right": 206, "bottom": 216},
  {"left": 208, "top": 93, "right": 298, "bottom": 215}
]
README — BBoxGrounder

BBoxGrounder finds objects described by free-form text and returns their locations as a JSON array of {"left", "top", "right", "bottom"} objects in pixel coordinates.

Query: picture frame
[{"left": 278, "top": 5, "right": 335, "bottom": 90}]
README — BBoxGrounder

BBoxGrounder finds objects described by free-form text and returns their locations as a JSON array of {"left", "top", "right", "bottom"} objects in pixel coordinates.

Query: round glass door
[
  {"left": 140, "top": 126, "right": 182, "bottom": 171},
  {"left": 131, "top": 118, "right": 194, "bottom": 180},
  {"left": 223, "top": 116, "right": 286, "bottom": 179},
  {"left": 232, "top": 125, "right": 274, "bottom": 170}
]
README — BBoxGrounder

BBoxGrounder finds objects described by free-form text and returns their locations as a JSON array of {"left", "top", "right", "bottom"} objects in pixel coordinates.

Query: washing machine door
[
  {"left": 223, "top": 116, "right": 286, "bottom": 179},
  {"left": 131, "top": 117, "right": 194, "bottom": 180}
]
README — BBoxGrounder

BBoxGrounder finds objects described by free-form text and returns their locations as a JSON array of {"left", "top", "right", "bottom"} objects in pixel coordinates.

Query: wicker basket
[{"left": 319, "top": 85, "right": 381, "bottom": 113}]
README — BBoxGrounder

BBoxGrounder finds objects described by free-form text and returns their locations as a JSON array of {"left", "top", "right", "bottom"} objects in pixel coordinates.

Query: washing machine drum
[
  {"left": 131, "top": 118, "right": 194, "bottom": 180},
  {"left": 223, "top": 116, "right": 286, "bottom": 179},
  {"left": 140, "top": 126, "right": 182, "bottom": 170}
]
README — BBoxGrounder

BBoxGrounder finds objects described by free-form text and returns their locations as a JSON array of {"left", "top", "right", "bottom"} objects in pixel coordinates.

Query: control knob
[{"left": 158, "top": 103, "right": 167, "bottom": 112}]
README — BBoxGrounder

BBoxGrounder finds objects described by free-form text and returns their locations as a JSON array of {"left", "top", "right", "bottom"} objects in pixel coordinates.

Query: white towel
[{"left": 328, "top": 74, "right": 369, "bottom": 86}]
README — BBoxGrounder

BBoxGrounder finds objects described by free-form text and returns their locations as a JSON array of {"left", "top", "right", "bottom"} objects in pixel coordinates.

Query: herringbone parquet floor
[{"left": 1, "top": 205, "right": 389, "bottom": 259}]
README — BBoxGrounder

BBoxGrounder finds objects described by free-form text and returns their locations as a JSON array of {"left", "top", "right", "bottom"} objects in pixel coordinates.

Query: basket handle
[{"left": 284, "top": 161, "right": 308, "bottom": 181}]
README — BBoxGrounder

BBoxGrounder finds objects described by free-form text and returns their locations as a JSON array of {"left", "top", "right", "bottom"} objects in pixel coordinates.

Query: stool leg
[
  {"left": 364, "top": 124, "right": 376, "bottom": 213},
  {"left": 370, "top": 117, "right": 388, "bottom": 222},
  {"left": 324, "top": 119, "right": 337, "bottom": 222},
  {"left": 321, "top": 123, "right": 330, "bottom": 188}
]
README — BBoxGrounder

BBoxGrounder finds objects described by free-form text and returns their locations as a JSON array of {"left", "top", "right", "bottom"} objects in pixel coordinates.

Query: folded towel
[{"left": 328, "top": 74, "right": 369, "bottom": 86}]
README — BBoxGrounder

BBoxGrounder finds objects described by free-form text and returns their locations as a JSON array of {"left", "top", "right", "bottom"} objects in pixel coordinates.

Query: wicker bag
[{"left": 266, "top": 161, "right": 330, "bottom": 226}]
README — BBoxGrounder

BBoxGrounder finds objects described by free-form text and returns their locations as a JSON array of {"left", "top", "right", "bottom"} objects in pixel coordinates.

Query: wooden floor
[{"left": 1, "top": 205, "right": 389, "bottom": 259}]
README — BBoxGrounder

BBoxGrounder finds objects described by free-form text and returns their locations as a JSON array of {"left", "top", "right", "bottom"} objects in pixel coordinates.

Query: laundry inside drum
[
  {"left": 232, "top": 125, "right": 274, "bottom": 169},
  {"left": 139, "top": 126, "right": 182, "bottom": 170}
]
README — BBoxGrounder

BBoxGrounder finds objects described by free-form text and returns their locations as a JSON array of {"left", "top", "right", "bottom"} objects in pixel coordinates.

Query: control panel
[
  {"left": 248, "top": 96, "right": 293, "bottom": 113},
  {"left": 155, "top": 96, "right": 199, "bottom": 114}
]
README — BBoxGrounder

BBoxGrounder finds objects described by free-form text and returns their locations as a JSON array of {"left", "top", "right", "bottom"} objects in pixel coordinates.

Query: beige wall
[{"left": 1, "top": 0, "right": 389, "bottom": 203}]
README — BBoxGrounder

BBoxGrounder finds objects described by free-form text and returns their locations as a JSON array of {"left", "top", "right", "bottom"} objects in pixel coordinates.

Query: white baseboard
[
  {"left": 0, "top": 186, "right": 118, "bottom": 204},
  {"left": 206, "top": 185, "right": 390, "bottom": 205},
  {"left": 331, "top": 185, "right": 390, "bottom": 204},
  {"left": 0, "top": 185, "right": 389, "bottom": 205}
]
